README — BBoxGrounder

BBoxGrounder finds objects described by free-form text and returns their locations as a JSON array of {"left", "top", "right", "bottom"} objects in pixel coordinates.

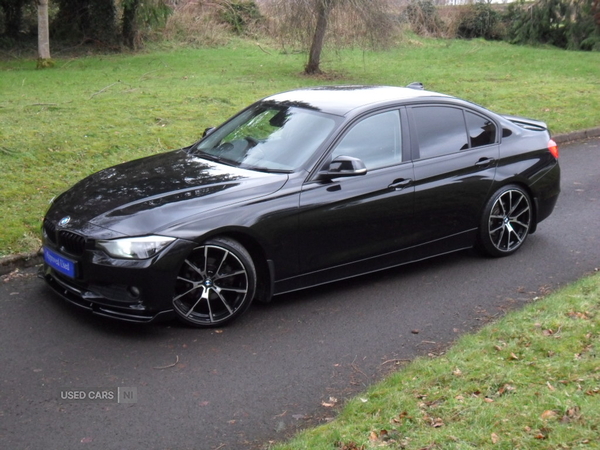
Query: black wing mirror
[{"left": 320, "top": 155, "right": 367, "bottom": 179}]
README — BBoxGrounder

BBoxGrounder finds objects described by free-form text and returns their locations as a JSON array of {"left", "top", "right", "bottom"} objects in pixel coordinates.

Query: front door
[{"left": 296, "top": 110, "right": 416, "bottom": 285}]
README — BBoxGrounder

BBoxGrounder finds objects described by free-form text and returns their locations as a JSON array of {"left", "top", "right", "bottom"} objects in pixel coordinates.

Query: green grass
[
  {"left": 272, "top": 271, "right": 600, "bottom": 450},
  {"left": 1, "top": 38, "right": 599, "bottom": 256}
]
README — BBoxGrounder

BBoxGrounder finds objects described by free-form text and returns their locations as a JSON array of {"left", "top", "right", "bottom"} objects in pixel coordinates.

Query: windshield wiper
[
  {"left": 194, "top": 151, "right": 230, "bottom": 165},
  {"left": 244, "top": 166, "right": 292, "bottom": 174}
]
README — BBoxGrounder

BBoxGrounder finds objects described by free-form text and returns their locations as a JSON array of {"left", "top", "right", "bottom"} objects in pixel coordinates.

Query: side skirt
[{"left": 273, "top": 229, "right": 477, "bottom": 296}]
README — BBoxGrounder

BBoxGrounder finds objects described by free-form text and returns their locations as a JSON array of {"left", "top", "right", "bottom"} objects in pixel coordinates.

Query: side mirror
[
  {"left": 203, "top": 127, "right": 215, "bottom": 137},
  {"left": 320, "top": 155, "right": 367, "bottom": 179}
]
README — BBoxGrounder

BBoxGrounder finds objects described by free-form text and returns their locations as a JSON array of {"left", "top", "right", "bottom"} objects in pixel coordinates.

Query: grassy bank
[
  {"left": 1, "top": 38, "right": 599, "bottom": 256},
  {"left": 273, "top": 271, "right": 600, "bottom": 449}
]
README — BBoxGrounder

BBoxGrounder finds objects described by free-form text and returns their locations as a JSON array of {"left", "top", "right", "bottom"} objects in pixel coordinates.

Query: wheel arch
[
  {"left": 486, "top": 179, "right": 539, "bottom": 234},
  {"left": 200, "top": 228, "right": 274, "bottom": 303}
]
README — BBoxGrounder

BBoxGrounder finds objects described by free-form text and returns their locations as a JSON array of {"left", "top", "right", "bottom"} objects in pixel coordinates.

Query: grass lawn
[
  {"left": 272, "top": 271, "right": 600, "bottom": 449},
  {"left": 0, "top": 38, "right": 599, "bottom": 256}
]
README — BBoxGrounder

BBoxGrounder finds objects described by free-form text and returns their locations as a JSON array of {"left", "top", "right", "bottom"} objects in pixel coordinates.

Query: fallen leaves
[
  {"left": 497, "top": 384, "right": 516, "bottom": 396},
  {"left": 491, "top": 432, "right": 500, "bottom": 444},
  {"left": 391, "top": 411, "right": 412, "bottom": 424},
  {"left": 561, "top": 405, "right": 582, "bottom": 423},
  {"left": 1, "top": 268, "right": 37, "bottom": 283},
  {"left": 540, "top": 409, "right": 559, "bottom": 420},
  {"left": 524, "top": 425, "right": 551, "bottom": 440},
  {"left": 367, "top": 429, "right": 403, "bottom": 446},
  {"left": 494, "top": 341, "right": 507, "bottom": 351},
  {"left": 321, "top": 396, "right": 338, "bottom": 408},
  {"left": 542, "top": 327, "right": 562, "bottom": 337},
  {"left": 369, "top": 430, "right": 385, "bottom": 441},
  {"left": 567, "top": 310, "right": 591, "bottom": 320},
  {"left": 534, "top": 427, "right": 551, "bottom": 440},
  {"left": 585, "top": 387, "right": 600, "bottom": 396},
  {"left": 539, "top": 405, "right": 582, "bottom": 430},
  {"left": 424, "top": 415, "right": 445, "bottom": 428}
]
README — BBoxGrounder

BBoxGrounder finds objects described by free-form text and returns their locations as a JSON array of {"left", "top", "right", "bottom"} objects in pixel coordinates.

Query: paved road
[{"left": 1, "top": 138, "right": 599, "bottom": 450}]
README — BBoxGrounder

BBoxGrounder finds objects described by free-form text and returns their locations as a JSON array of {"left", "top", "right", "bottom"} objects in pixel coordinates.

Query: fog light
[{"left": 127, "top": 286, "right": 140, "bottom": 299}]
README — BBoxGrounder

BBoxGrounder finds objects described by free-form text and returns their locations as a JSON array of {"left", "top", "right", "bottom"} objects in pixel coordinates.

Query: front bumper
[{"left": 40, "top": 238, "right": 194, "bottom": 323}]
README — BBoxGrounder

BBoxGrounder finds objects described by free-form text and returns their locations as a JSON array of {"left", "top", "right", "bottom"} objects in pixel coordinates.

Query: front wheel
[
  {"left": 172, "top": 237, "right": 256, "bottom": 327},
  {"left": 477, "top": 185, "right": 533, "bottom": 257}
]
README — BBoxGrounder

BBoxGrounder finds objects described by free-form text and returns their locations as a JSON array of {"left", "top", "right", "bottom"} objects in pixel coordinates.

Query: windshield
[{"left": 194, "top": 104, "right": 338, "bottom": 172}]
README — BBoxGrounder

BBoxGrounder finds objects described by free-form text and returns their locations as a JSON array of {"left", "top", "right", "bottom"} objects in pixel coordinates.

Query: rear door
[{"left": 408, "top": 105, "right": 499, "bottom": 253}]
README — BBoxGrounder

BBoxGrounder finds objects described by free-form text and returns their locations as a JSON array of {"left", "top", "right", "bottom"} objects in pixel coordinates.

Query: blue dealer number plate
[{"left": 44, "top": 247, "right": 77, "bottom": 278}]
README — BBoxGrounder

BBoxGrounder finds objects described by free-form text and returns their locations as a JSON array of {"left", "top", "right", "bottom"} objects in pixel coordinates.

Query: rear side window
[
  {"left": 412, "top": 106, "right": 468, "bottom": 159},
  {"left": 411, "top": 106, "right": 497, "bottom": 159},
  {"left": 466, "top": 111, "right": 496, "bottom": 148}
]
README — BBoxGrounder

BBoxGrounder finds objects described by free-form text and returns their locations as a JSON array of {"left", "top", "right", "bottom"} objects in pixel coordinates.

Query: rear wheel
[
  {"left": 173, "top": 237, "right": 256, "bottom": 327},
  {"left": 478, "top": 185, "right": 533, "bottom": 257}
]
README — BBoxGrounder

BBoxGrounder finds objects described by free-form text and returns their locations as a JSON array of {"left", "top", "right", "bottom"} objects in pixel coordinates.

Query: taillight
[{"left": 548, "top": 139, "right": 559, "bottom": 159}]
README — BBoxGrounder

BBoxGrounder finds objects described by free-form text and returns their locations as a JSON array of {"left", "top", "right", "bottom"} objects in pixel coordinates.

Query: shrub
[
  {"left": 404, "top": 0, "right": 447, "bottom": 38},
  {"left": 219, "top": 1, "right": 262, "bottom": 35},
  {"left": 456, "top": 2, "right": 503, "bottom": 40},
  {"left": 163, "top": 1, "right": 232, "bottom": 47},
  {"left": 505, "top": 0, "right": 600, "bottom": 51}
]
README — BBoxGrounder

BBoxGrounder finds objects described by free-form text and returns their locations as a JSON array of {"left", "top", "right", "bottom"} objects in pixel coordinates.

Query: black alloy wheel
[
  {"left": 172, "top": 237, "right": 256, "bottom": 327},
  {"left": 478, "top": 185, "right": 533, "bottom": 257}
]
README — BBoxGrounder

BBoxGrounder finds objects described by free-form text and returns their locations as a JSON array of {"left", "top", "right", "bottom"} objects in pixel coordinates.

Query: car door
[
  {"left": 296, "top": 109, "right": 416, "bottom": 285},
  {"left": 408, "top": 104, "right": 500, "bottom": 255}
]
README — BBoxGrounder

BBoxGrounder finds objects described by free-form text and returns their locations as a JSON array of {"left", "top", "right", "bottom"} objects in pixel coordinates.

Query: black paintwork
[{"left": 40, "top": 86, "right": 560, "bottom": 323}]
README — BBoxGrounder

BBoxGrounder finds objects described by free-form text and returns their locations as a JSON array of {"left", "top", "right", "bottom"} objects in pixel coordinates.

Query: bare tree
[
  {"left": 264, "top": 0, "right": 400, "bottom": 75},
  {"left": 305, "top": 0, "right": 333, "bottom": 74},
  {"left": 37, "top": 0, "right": 52, "bottom": 67}
]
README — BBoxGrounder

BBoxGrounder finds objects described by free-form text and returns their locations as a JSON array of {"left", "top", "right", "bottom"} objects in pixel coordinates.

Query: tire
[
  {"left": 172, "top": 237, "right": 257, "bottom": 327},
  {"left": 477, "top": 185, "right": 533, "bottom": 257}
]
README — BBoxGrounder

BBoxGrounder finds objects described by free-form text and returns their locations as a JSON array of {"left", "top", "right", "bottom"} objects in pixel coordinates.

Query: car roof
[{"left": 262, "top": 85, "right": 451, "bottom": 116}]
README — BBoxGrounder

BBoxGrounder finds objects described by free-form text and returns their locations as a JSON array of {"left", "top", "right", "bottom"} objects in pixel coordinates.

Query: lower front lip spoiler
[{"left": 39, "top": 267, "right": 175, "bottom": 324}]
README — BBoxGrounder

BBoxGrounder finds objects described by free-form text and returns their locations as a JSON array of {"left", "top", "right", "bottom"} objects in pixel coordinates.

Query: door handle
[
  {"left": 388, "top": 178, "right": 412, "bottom": 190},
  {"left": 475, "top": 157, "right": 495, "bottom": 168}
]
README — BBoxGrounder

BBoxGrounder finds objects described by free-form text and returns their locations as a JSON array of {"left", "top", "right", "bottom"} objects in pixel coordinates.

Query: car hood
[{"left": 47, "top": 149, "right": 289, "bottom": 237}]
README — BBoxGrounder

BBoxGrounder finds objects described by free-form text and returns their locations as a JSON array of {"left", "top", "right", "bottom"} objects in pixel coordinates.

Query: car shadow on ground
[
  {"left": 252, "top": 248, "right": 481, "bottom": 314},
  {"left": 40, "top": 244, "right": 530, "bottom": 337}
]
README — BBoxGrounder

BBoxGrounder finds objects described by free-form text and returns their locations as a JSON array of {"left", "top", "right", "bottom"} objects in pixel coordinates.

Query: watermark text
[{"left": 58, "top": 387, "right": 137, "bottom": 403}]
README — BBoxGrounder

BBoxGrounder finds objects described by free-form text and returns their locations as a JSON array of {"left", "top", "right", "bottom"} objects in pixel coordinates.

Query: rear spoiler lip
[{"left": 502, "top": 114, "right": 548, "bottom": 131}]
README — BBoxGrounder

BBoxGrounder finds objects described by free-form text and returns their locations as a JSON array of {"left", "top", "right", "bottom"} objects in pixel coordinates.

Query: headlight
[{"left": 96, "top": 236, "right": 176, "bottom": 260}]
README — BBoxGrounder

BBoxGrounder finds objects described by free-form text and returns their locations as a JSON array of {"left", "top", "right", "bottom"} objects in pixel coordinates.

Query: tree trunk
[
  {"left": 122, "top": 0, "right": 140, "bottom": 49},
  {"left": 37, "top": 0, "right": 53, "bottom": 67},
  {"left": 305, "top": 0, "right": 333, "bottom": 75}
]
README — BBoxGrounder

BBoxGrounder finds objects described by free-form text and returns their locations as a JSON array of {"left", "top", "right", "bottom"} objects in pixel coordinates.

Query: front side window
[
  {"left": 195, "top": 105, "right": 338, "bottom": 172},
  {"left": 331, "top": 110, "right": 402, "bottom": 170}
]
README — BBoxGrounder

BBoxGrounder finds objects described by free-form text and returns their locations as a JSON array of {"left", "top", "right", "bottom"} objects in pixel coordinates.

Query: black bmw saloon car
[{"left": 41, "top": 85, "right": 560, "bottom": 327}]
